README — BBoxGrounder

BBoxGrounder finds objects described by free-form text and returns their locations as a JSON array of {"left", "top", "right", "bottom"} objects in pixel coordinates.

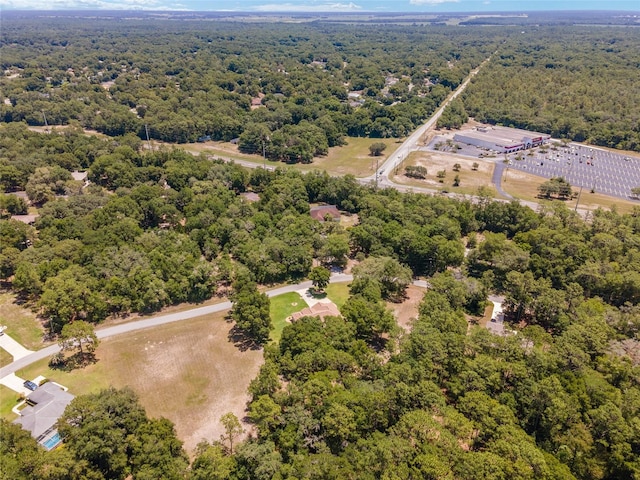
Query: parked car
[{"left": 23, "top": 380, "right": 38, "bottom": 391}]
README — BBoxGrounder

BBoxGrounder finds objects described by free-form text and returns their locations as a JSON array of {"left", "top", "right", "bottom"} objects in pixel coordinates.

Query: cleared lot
[{"left": 14, "top": 311, "right": 262, "bottom": 455}]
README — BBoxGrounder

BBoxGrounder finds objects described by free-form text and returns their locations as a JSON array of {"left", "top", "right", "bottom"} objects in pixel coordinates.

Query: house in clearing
[
  {"left": 290, "top": 302, "right": 341, "bottom": 322},
  {"left": 310, "top": 205, "right": 341, "bottom": 222},
  {"left": 14, "top": 382, "right": 74, "bottom": 450}
]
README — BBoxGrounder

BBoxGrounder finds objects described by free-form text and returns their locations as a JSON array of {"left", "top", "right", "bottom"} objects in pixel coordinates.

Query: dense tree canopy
[
  {"left": 2, "top": 13, "right": 640, "bottom": 478},
  {"left": 0, "top": 16, "right": 497, "bottom": 163}
]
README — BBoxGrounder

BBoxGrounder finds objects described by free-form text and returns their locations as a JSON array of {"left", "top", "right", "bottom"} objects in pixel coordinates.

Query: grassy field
[
  {"left": 0, "top": 292, "right": 48, "bottom": 350},
  {"left": 192, "top": 137, "right": 402, "bottom": 178},
  {"left": 269, "top": 292, "right": 305, "bottom": 343},
  {"left": 325, "top": 282, "right": 351, "bottom": 309},
  {"left": 0, "top": 385, "right": 20, "bottom": 420},
  {"left": 297, "top": 137, "right": 402, "bottom": 177},
  {"left": 0, "top": 348, "right": 14, "bottom": 368},
  {"left": 11, "top": 311, "right": 263, "bottom": 455}
]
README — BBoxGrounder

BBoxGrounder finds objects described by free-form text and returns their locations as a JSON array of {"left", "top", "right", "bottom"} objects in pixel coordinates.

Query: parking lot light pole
[{"left": 575, "top": 185, "right": 583, "bottom": 212}]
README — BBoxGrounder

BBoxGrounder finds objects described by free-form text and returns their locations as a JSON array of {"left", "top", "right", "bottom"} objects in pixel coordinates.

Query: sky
[{"left": 0, "top": 0, "right": 638, "bottom": 12}]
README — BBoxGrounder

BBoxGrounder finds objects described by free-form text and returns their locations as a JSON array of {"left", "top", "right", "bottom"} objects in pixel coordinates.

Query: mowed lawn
[
  {"left": 302, "top": 137, "right": 402, "bottom": 177},
  {"left": 0, "top": 348, "right": 13, "bottom": 369},
  {"left": 0, "top": 292, "right": 49, "bottom": 352},
  {"left": 270, "top": 292, "right": 305, "bottom": 343},
  {"left": 325, "top": 282, "right": 350, "bottom": 309},
  {"left": 269, "top": 284, "right": 351, "bottom": 343},
  {"left": 13, "top": 311, "right": 263, "bottom": 455},
  {"left": 0, "top": 384, "right": 20, "bottom": 420}
]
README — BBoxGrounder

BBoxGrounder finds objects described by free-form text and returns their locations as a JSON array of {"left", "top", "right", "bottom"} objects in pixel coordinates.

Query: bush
[
  {"left": 405, "top": 165, "right": 428, "bottom": 179},
  {"left": 369, "top": 142, "right": 387, "bottom": 156}
]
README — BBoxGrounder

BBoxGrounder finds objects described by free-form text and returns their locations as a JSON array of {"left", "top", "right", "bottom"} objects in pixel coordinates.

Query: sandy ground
[
  {"left": 98, "top": 313, "right": 263, "bottom": 455},
  {"left": 387, "top": 284, "right": 425, "bottom": 331}
]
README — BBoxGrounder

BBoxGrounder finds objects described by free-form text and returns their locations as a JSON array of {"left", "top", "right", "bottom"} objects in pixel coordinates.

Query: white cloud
[
  {"left": 0, "top": 0, "right": 182, "bottom": 9},
  {"left": 409, "top": 0, "right": 459, "bottom": 5},
  {"left": 252, "top": 2, "right": 362, "bottom": 12}
]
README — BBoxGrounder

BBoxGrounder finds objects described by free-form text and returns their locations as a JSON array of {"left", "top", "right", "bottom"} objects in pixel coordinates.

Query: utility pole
[
  {"left": 145, "top": 124, "right": 152, "bottom": 151},
  {"left": 42, "top": 111, "right": 49, "bottom": 132},
  {"left": 262, "top": 135, "right": 269, "bottom": 169},
  {"left": 574, "top": 185, "right": 583, "bottom": 212}
]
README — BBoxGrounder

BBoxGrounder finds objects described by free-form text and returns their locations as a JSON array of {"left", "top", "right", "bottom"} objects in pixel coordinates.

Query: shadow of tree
[
  {"left": 49, "top": 352, "right": 98, "bottom": 371},
  {"left": 227, "top": 324, "right": 262, "bottom": 352},
  {"left": 308, "top": 289, "right": 327, "bottom": 300}
]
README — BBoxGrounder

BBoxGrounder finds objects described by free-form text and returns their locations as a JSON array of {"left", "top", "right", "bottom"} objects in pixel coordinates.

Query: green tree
[
  {"left": 58, "top": 387, "right": 188, "bottom": 479},
  {"left": 248, "top": 395, "right": 281, "bottom": 435},
  {"left": 309, "top": 266, "right": 331, "bottom": 293},
  {"left": 405, "top": 165, "right": 428, "bottom": 179},
  {"left": 58, "top": 320, "right": 99, "bottom": 358},
  {"left": 39, "top": 265, "right": 106, "bottom": 332},
  {"left": 190, "top": 442, "right": 237, "bottom": 480},
  {"left": 230, "top": 279, "right": 272, "bottom": 344},
  {"left": 25, "top": 166, "right": 73, "bottom": 205},
  {"left": 369, "top": 142, "right": 387, "bottom": 156},
  {"left": 538, "top": 177, "right": 573, "bottom": 199},
  {"left": 0, "top": 419, "right": 45, "bottom": 480},
  {"left": 318, "top": 233, "right": 350, "bottom": 267},
  {"left": 341, "top": 294, "right": 396, "bottom": 341},
  {"left": 0, "top": 193, "right": 28, "bottom": 217},
  {"left": 352, "top": 256, "right": 413, "bottom": 301},
  {"left": 220, "top": 412, "right": 244, "bottom": 455}
]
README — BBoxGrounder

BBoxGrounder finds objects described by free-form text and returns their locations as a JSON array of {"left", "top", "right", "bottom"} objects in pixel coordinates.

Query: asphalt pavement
[{"left": 501, "top": 143, "right": 640, "bottom": 200}]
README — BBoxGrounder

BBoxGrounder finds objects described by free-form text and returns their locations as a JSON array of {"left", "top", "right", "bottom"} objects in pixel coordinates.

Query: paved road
[
  {"left": 0, "top": 273, "right": 353, "bottom": 379},
  {"left": 363, "top": 57, "right": 491, "bottom": 187},
  {"left": 492, "top": 162, "right": 514, "bottom": 200}
]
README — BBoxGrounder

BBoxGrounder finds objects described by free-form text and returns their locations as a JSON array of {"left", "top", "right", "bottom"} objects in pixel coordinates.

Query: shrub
[{"left": 405, "top": 165, "right": 428, "bottom": 179}]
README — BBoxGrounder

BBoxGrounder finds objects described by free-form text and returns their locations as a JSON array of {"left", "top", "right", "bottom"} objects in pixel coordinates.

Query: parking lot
[
  {"left": 427, "top": 136, "right": 640, "bottom": 200},
  {"left": 502, "top": 143, "right": 640, "bottom": 200}
]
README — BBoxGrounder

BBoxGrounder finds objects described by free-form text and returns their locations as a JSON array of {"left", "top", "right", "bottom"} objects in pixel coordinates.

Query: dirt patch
[
  {"left": 97, "top": 312, "right": 263, "bottom": 456},
  {"left": 393, "top": 150, "right": 495, "bottom": 194},
  {"left": 387, "top": 285, "right": 426, "bottom": 331}
]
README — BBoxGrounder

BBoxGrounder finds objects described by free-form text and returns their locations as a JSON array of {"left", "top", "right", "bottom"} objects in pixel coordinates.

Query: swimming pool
[{"left": 42, "top": 432, "right": 61, "bottom": 450}]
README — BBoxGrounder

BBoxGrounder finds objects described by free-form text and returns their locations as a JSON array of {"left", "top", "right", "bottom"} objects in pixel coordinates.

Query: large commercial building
[{"left": 453, "top": 125, "right": 551, "bottom": 154}]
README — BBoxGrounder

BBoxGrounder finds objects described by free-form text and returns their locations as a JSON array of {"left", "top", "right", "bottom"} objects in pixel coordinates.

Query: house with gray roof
[{"left": 14, "top": 382, "right": 74, "bottom": 450}]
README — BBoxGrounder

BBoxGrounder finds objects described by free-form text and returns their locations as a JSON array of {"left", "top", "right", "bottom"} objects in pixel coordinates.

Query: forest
[
  {"left": 460, "top": 27, "right": 640, "bottom": 151},
  {"left": 2, "top": 14, "right": 640, "bottom": 160},
  {"left": 2, "top": 11, "right": 640, "bottom": 480},
  {"left": 1, "top": 121, "right": 640, "bottom": 479}
]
